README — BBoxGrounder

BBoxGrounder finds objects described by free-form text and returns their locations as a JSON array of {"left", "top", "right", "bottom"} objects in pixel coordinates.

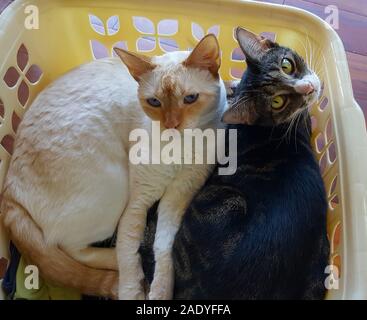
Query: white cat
[{"left": 1, "top": 34, "right": 227, "bottom": 299}]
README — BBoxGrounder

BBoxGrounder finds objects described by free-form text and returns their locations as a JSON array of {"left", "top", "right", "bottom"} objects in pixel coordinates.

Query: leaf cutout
[
  {"left": 260, "top": 32, "right": 276, "bottom": 42},
  {"left": 319, "top": 97, "right": 329, "bottom": 111},
  {"left": 1, "top": 135, "right": 14, "bottom": 155},
  {"left": 136, "top": 36, "right": 156, "bottom": 52},
  {"left": 107, "top": 15, "right": 120, "bottom": 36},
  {"left": 230, "top": 68, "right": 244, "bottom": 80},
  {"left": 0, "top": 98, "right": 4, "bottom": 119},
  {"left": 133, "top": 16, "right": 155, "bottom": 34},
  {"left": 12, "top": 111, "right": 21, "bottom": 133},
  {"left": 231, "top": 47, "right": 245, "bottom": 61},
  {"left": 329, "top": 195, "right": 339, "bottom": 210},
  {"left": 328, "top": 142, "right": 337, "bottom": 163},
  {"left": 192, "top": 22, "right": 204, "bottom": 41},
  {"left": 90, "top": 40, "right": 109, "bottom": 59},
  {"left": 17, "top": 44, "right": 29, "bottom": 71},
  {"left": 315, "top": 133, "right": 325, "bottom": 153},
  {"left": 159, "top": 38, "right": 179, "bottom": 52},
  {"left": 319, "top": 152, "right": 327, "bottom": 175},
  {"left": 329, "top": 175, "right": 338, "bottom": 196},
  {"left": 112, "top": 41, "right": 128, "bottom": 57},
  {"left": 207, "top": 25, "right": 220, "bottom": 37},
  {"left": 18, "top": 80, "right": 29, "bottom": 106},
  {"left": 157, "top": 19, "right": 178, "bottom": 36},
  {"left": 3, "top": 67, "right": 20, "bottom": 87},
  {"left": 26, "top": 64, "right": 43, "bottom": 84},
  {"left": 89, "top": 14, "right": 106, "bottom": 35}
]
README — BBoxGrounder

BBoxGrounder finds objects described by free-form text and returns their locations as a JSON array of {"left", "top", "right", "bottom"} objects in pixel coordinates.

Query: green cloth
[{"left": 14, "top": 256, "right": 81, "bottom": 300}]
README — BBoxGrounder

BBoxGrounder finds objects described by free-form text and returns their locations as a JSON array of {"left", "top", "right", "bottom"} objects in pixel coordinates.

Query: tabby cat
[{"left": 141, "top": 27, "right": 330, "bottom": 300}]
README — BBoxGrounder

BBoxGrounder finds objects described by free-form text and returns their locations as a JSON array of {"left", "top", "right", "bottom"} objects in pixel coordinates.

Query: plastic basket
[{"left": 0, "top": 0, "right": 366, "bottom": 300}]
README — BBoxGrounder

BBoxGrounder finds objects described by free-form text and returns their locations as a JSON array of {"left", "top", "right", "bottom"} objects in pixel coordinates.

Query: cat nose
[
  {"left": 295, "top": 81, "right": 315, "bottom": 95},
  {"left": 164, "top": 118, "right": 180, "bottom": 129}
]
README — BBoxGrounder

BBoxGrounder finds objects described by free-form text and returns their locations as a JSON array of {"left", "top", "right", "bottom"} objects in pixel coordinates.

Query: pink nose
[
  {"left": 295, "top": 82, "right": 315, "bottom": 95},
  {"left": 164, "top": 118, "right": 180, "bottom": 129}
]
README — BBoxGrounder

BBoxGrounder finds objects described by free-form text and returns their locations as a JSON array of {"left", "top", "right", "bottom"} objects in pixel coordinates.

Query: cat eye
[
  {"left": 184, "top": 94, "right": 199, "bottom": 104},
  {"left": 146, "top": 97, "right": 161, "bottom": 107},
  {"left": 271, "top": 95, "right": 287, "bottom": 109},
  {"left": 281, "top": 58, "right": 294, "bottom": 75}
]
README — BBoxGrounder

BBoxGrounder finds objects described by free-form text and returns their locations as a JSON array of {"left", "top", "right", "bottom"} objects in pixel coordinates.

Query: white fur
[
  {"left": 5, "top": 51, "right": 227, "bottom": 300},
  {"left": 116, "top": 51, "right": 227, "bottom": 299},
  {"left": 6, "top": 59, "right": 136, "bottom": 252}
]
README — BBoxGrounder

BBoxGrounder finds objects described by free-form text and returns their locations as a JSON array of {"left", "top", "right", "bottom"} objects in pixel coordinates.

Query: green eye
[
  {"left": 281, "top": 58, "right": 294, "bottom": 74},
  {"left": 272, "top": 95, "right": 286, "bottom": 109}
]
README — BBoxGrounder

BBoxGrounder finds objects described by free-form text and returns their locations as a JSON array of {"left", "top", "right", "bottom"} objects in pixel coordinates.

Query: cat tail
[{"left": 1, "top": 199, "right": 118, "bottom": 299}]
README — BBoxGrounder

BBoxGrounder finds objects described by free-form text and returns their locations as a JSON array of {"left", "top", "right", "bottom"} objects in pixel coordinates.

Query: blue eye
[
  {"left": 184, "top": 94, "right": 199, "bottom": 104},
  {"left": 146, "top": 98, "right": 161, "bottom": 107}
]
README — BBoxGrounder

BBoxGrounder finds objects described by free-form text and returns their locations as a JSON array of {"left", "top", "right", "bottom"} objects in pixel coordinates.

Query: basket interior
[{"left": 0, "top": 0, "right": 343, "bottom": 299}]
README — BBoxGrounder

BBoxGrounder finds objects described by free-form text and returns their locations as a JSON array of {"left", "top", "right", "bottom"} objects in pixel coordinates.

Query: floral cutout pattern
[
  {"left": 89, "top": 14, "right": 128, "bottom": 59},
  {"left": 133, "top": 17, "right": 179, "bottom": 52},
  {"left": 3, "top": 44, "right": 43, "bottom": 107},
  {"left": 191, "top": 22, "right": 220, "bottom": 41},
  {"left": 89, "top": 14, "right": 120, "bottom": 36}
]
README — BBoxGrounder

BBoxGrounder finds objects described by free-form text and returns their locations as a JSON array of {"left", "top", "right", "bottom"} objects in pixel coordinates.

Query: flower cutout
[
  {"left": 89, "top": 14, "right": 128, "bottom": 59},
  {"left": 133, "top": 17, "right": 179, "bottom": 52},
  {"left": 260, "top": 32, "right": 276, "bottom": 42},
  {"left": 3, "top": 44, "right": 43, "bottom": 107},
  {"left": 89, "top": 14, "right": 120, "bottom": 36},
  {"left": 90, "top": 40, "right": 128, "bottom": 60},
  {"left": 191, "top": 23, "right": 220, "bottom": 41}
]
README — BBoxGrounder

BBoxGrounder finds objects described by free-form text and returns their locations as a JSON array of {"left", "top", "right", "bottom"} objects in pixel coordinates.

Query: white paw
[
  {"left": 148, "top": 277, "right": 174, "bottom": 300},
  {"left": 118, "top": 284, "right": 145, "bottom": 300}
]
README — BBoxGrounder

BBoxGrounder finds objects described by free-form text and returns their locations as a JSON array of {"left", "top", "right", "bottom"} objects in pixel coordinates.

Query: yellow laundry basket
[{"left": 0, "top": 0, "right": 366, "bottom": 300}]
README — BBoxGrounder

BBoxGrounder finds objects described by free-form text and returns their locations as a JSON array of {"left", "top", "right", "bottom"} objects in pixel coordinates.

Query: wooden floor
[{"left": 1, "top": 0, "right": 366, "bottom": 122}]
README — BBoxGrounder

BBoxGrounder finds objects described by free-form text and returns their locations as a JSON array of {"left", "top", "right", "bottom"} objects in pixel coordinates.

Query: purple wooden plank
[
  {"left": 0, "top": 0, "right": 13, "bottom": 14},
  {"left": 285, "top": 0, "right": 367, "bottom": 55}
]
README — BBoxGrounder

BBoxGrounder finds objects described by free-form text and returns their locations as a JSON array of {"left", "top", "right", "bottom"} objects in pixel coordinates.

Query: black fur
[
  {"left": 140, "top": 31, "right": 329, "bottom": 300},
  {"left": 141, "top": 117, "right": 329, "bottom": 299},
  {"left": 180, "top": 118, "right": 329, "bottom": 299}
]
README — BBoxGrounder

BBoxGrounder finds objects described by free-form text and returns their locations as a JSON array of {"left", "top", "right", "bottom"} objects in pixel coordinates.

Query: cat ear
[
  {"left": 221, "top": 104, "right": 258, "bottom": 125},
  {"left": 183, "top": 34, "right": 221, "bottom": 76},
  {"left": 113, "top": 47, "right": 155, "bottom": 81},
  {"left": 235, "top": 27, "right": 275, "bottom": 62}
]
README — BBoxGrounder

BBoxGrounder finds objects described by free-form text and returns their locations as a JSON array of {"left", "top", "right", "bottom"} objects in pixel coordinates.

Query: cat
[
  {"left": 114, "top": 35, "right": 227, "bottom": 300},
  {"left": 1, "top": 34, "right": 226, "bottom": 299},
  {"left": 140, "top": 27, "right": 330, "bottom": 300}
]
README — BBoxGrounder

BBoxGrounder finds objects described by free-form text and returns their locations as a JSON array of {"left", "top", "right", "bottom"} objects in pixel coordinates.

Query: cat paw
[
  {"left": 109, "top": 273, "right": 119, "bottom": 300},
  {"left": 148, "top": 278, "right": 174, "bottom": 300},
  {"left": 118, "top": 278, "right": 146, "bottom": 300}
]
